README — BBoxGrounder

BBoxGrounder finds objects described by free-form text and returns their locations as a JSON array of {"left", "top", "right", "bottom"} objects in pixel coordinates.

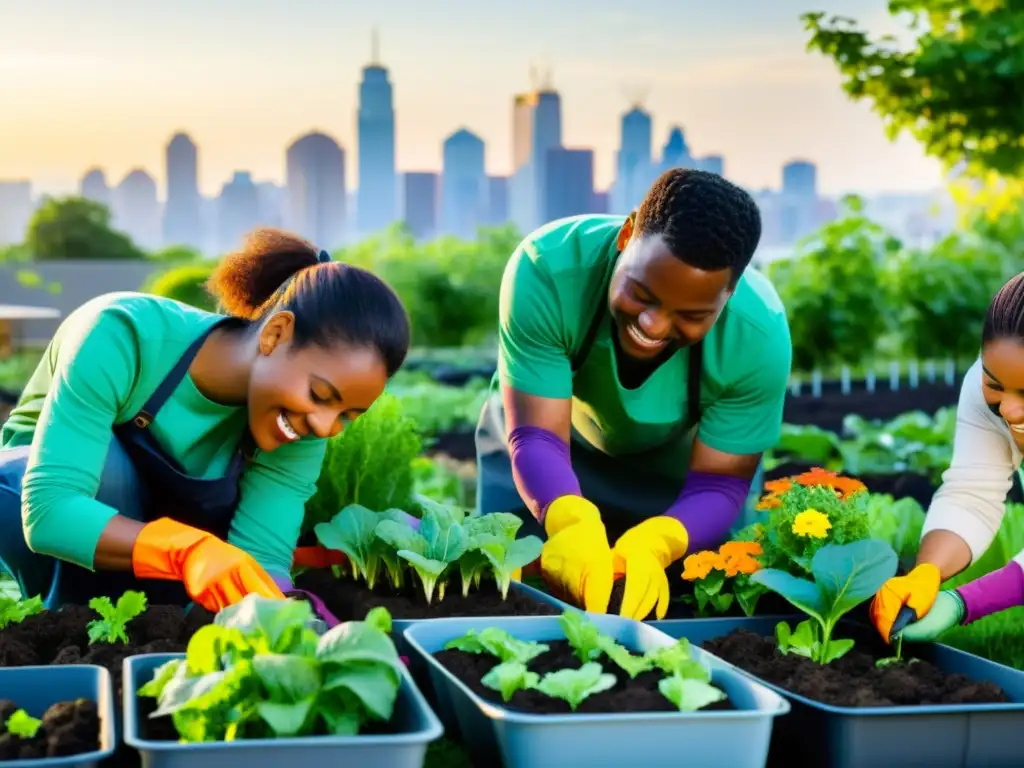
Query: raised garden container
[
  {"left": 123, "top": 652, "right": 444, "bottom": 768},
  {"left": 660, "top": 615, "right": 1024, "bottom": 768},
  {"left": 403, "top": 612, "right": 790, "bottom": 768},
  {"left": 0, "top": 664, "right": 115, "bottom": 767}
]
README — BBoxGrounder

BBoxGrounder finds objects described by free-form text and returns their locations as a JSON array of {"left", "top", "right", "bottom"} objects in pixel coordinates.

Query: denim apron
[{"left": 0, "top": 317, "right": 253, "bottom": 608}]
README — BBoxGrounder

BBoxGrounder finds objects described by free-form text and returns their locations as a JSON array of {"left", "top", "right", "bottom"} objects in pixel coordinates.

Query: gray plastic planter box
[
  {"left": 660, "top": 615, "right": 1024, "bottom": 768},
  {"left": 122, "top": 652, "right": 443, "bottom": 768},
  {"left": 403, "top": 613, "right": 790, "bottom": 768},
  {"left": 0, "top": 664, "right": 116, "bottom": 768}
]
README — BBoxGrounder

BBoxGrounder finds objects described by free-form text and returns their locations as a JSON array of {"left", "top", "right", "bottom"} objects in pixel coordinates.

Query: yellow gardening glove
[
  {"left": 611, "top": 517, "right": 690, "bottom": 620},
  {"left": 539, "top": 495, "right": 615, "bottom": 613}
]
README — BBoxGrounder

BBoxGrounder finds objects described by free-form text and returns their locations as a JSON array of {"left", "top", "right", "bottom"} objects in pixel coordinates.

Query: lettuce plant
[
  {"left": 752, "top": 538, "right": 898, "bottom": 664},
  {"left": 0, "top": 594, "right": 44, "bottom": 629},
  {"left": 5, "top": 709, "right": 41, "bottom": 738},
  {"left": 87, "top": 590, "right": 147, "bottom": 645},
  {"left": 314, "top": 504, "right": 411, "bottom": 590},
  {"left": 137, "top": 595, "right": 402, "bottom": 741}
]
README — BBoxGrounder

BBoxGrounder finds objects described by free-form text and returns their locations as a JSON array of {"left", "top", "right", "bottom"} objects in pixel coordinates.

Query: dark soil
[
  {"left": 435, "top": 638, "right": 734, "bottom": 715},
  {"left": 0, "top": 697, "right": 100, "bottom": 760},
  {"left": 294, "top": 569, "right": 562, "bottom": 621},
  {"left": 702, "top": 624, "right": 1011, "bottom": 707},
  {"left": 0, "top": 603, "right": 214, "bottom": 698}
]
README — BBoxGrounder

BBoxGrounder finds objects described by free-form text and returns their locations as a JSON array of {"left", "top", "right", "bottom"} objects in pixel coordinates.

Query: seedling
[
  {"left": 481, "top": 661, "right": 540, "bottom": 702},
  {"left": 752, "top": 538, "right": 898, "bottom": 664},
  {"left": 534, "top": 663, "right": 616, "bottom": 710},
  {"left": 87, "top": 590, "right": 147, "bottom": 645},
  {"left": 0, "top": 595, "right": 44, "bottom": 629},
  {"left": 5, "top": 709, "right": 41, "bottom": 738},
  {"left": 444, "top": 627, "right": 549, "bottom": 664},
  {"left": 875, "top": 635, "right": 920, "bottom": 668}
]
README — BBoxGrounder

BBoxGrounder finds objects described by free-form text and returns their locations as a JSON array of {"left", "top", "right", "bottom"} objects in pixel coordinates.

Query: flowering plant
[
  {"left": 754, "top": 467, "right": 871, "bottom": 577},
  {"left": 680, "top": 541, "right": 764, "bottom": 617}
]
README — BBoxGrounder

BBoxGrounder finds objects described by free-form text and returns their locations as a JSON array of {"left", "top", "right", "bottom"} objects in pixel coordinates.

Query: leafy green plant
[
  {"left": 314, "top": 504, "right": 411, "bottom": 590},
  {"left": 0, "top": 595, "right": 44, "bottom": 629},
  {"left": 752, "top": 539, "right": 898, "bottom": 664},
  {"left": 534, "top": 663, "right": 616, "bottom": 711},
  {"left": 5, "top": 709, "right": 41, "bottom": 738},
  {"left": 443, "top": 628, "right": 549, "bottom": 664},
  {"left": 87, "top": 591, "right": 147, "bottom": 644},
  {"left": 138, "top": 596, "right": 402, "bottom": 741},
  {"left": 481, "top": 661, "right": 540, "bottom": 702}
]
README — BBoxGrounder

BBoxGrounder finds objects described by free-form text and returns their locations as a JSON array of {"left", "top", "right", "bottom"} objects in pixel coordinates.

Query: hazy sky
[{"left": 0, "top": 0, "right": 947, "bottom": 197}]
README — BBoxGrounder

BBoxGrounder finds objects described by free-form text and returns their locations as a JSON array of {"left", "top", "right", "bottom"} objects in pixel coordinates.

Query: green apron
[{"left": 475, "top": 265, "right": 766, "bottom": 543}]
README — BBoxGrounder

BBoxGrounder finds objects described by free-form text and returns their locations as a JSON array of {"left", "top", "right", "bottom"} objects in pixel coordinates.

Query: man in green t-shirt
[{"left": 475, "top": 168, "right": 792, "bottom": 620}]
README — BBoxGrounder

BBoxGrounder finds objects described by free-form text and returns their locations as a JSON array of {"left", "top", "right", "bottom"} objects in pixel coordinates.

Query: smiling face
[
  {"left": 246, "top": 311, "right": 389, "bottom": 451},
  {"left": 981, "top": 337, "right": 1024, "bottom": 447},
  {"left": 607, "top": 218, "right": 735, "bottom": 360}
]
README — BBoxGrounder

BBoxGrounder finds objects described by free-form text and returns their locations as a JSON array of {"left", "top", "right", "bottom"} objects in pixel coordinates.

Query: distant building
[
  {"left": 441, "top": 128, "right": 487, "bottom": 237},
  {"left": 80, "top": 168, "right": 110, "bottom": 209},
  {"left": 286, "top": 132, "right": 347, "bottom": 249},
  {"left": 486, "top": 175, "right": 509, "bottom": 225},
  {"left": 113, "top": 169, "right": 160, "bottom": 250},
  {"left": 402, "top": 172, "right": 439, "bottom": 240},
  {"left": 0, "top": 181, "right": 32, "bottom": 246},
  {"left": 356, "top": 32, "right": 397, "bottom": 236},
  {"left": 163, "top": 132, "right": 203, "bottom": 249},
  {"left": 544, "top": 147, "right": 594, "bottom": 222},
  {"left": 217, "top": 172, "right": 260, "bottom": 252}
]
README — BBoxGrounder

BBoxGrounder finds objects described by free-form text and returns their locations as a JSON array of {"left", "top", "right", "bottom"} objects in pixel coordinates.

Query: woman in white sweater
[{"left": 871, "top": 272, "right": 1024, "bottom": 643}]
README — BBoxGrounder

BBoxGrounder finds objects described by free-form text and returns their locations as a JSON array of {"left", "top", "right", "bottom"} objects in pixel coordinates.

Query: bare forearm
[
  {"left": 92, "top": 516, "right": 146, "bottom": 571},
  {"left": 916, "top": 529, "right": 973, "bottom": 581}
]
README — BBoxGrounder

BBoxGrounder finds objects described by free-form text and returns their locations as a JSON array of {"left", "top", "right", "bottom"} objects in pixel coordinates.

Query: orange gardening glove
[
  {"left": 132, "top": 517, "right": 285, "bottom": 613},
  {"left": 869, "top": 562, "right": 942, "bottom": 642},
  {"left": 293, "top": 546, "right": 347, "bottom": 569}
]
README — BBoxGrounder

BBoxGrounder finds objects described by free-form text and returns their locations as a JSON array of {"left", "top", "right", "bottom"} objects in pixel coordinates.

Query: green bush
[{"left": 145, "top": 263, "right": 218, "bottom": 312}]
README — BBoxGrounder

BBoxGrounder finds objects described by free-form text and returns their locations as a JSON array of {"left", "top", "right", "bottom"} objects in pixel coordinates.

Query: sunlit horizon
[{"left": 1, "top": 0, "right": 946, "bottom": 198}]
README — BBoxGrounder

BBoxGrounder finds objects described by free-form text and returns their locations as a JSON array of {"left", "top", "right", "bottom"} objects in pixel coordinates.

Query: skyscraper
[
  {"left": 402, "top": 172, "right": 439, "bottom": 240},
  {"left": 162, "top": 132, "right": 202, "bottom": 249},
  {"left": 113, "top": 169, "right": 160, "bottom": 250},
  {"left": 508, "top": 80, "right": 563, "bottom": 232},
  {"left": 217, "top": 172, "right": 260, "bottom": 253},
  {"left": 356, "top": 30, "right": 397, "bottom": 236},
  {"left": 286, "top": 132, "right": 347, "bottom": 249},
  {"left": 780, "top": 160, "right": 819, "bottom": 243},
  {"left": 544, "top": 148, "right": 594, "bottom": 221},
  {"left": 80, "top": 168, "right": 110, "bottom": 209},
  {"left": 441, "top": 128, "right": 486, "bottom": 237},
  {"left": 614, "top": 106, "right": 653, "bottom": 213}
]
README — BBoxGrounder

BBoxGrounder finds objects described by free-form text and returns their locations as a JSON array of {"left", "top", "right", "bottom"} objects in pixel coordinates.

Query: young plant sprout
[
  {"left": 751, "top": 539, "right": 898, "bottom": 664},
  {"left": 87, "top": 591, "right": 147, "bottom": 645}
]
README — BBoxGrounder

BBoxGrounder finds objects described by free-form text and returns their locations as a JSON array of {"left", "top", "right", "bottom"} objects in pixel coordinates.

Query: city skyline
[{"left": 1, "top": 0, "right": 946, "bottom": 196}]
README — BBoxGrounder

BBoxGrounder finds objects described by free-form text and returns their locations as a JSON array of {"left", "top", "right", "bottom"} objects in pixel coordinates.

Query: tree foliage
[
  {"left": 146, "top": 263, "right": 218, "bottom": 312},
  {"left": 803, "top": 1, "right": 1024, "bottom": 178},
  {"left": 26, "top": 196, "right": 146, "bottom": 261}
]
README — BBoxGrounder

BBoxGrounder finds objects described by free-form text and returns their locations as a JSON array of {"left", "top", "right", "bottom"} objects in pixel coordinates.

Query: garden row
[{"left": 2, "top": 468, "right": 1024, "bottom": 768}]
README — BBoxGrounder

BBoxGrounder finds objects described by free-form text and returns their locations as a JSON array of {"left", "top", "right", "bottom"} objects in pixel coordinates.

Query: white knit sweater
[{"left": 921, "top": 357, "right": 1024, "bottom": 567}]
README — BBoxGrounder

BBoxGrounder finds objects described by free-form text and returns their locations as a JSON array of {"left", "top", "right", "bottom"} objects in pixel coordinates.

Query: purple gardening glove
[{"left": 270, "top": 573, "right": 341, "bottom": 629}]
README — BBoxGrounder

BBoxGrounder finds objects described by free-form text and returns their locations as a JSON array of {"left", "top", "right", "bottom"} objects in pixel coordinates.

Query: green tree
[
  {"left": 149, "top": 244, "right": 203, "bottom": 263},
  {"left": 26, "top": 196, "right": 146, "bottom": 261},
  {"left": 803, "top": 1, "right": 1024, "bottom": 178},
  {"left": 145, "top": 263, "right": 218, "bottom": 312},
  {"left": 768, "top": 196, "right": 901, "bottom": 372}
]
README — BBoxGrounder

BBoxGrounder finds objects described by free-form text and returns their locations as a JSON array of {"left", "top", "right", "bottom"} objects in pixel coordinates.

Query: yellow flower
[{"left": 792, "top": 508, "right": 832, "bottom": 539}]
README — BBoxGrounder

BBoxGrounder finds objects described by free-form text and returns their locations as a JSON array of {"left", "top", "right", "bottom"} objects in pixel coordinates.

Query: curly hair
[
  {"left": 207, "top": 227, "right": 410, "bottom": 377},
  {"left": 633, "top": 168, "right": 762, "bottom": 285},
  {"left": 983, "top": 271, "right": 1024, "bottom": 345}
]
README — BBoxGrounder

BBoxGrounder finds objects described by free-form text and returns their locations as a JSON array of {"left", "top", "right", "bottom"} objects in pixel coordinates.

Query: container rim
[
  {"left": 121, "top": 652, "right": 444, "bottom": 751},
  {"left": 652, "top": 616, "right": 1024, "bottom": 716},
  {"left": 0, "top": 663, "right": 117, "bottom": 767},
  {"left": 403, "top": 615, "right": 793, "bottom": 725}
]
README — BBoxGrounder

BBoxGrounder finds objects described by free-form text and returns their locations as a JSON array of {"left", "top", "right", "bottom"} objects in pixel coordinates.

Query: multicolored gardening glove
[
  {"left": 869, "top": 563, "right": 942, "bottom": 642},
  {"left": 896, "top": 590, "right": 965, "bottom": 642},
  {"left": 611, "top": 517, "right": 689, "bottom": 621},
  {"left": 131, "top": 517, "right": 285, "bottom": 612},
  {"left": 539, "top": 495, "right": 615, "bottom": 614}
]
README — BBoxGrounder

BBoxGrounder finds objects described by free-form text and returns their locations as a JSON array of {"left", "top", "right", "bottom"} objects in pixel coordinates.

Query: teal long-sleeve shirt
[{"left": 1, "top": 292, "right": 326, "bottom": 576}]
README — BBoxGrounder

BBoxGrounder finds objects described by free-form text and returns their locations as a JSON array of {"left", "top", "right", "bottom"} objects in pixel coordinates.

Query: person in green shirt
[
  {"left": 475, "top": 169, "right": 792, "bottom": 621},
  {"left": 0, "top": 228, "right": 410, "bottom": 624}
]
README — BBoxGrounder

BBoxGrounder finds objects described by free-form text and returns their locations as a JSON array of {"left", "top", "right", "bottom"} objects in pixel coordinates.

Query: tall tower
[
  {"left": 163, "top": 132, "right": 202, "bottom": 249},
  {"left": 286, "top": 132, "right": 348, "bottom": 249},
  {"left": 356, "top": 29, "right": 397, "bottom": 236}
]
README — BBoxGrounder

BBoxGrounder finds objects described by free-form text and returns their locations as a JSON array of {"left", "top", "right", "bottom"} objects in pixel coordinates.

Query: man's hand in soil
[
  {"left": 539, "top": 495, "right": 615, "bottom": 614},
  {"left": 292, "top": 512, "right": 421, "bottom": 569},
  {"left": 869, "top": 563, "right": 941, "bottom": 642},
  {"left": 611, "top": 517, "right": 689, "bottom": 621},
  {"left": 897, "top": 590, "right": 965, "bottom": 642},
  {"left": 132, "top": 517, "right": 286, "bottom": 612}
]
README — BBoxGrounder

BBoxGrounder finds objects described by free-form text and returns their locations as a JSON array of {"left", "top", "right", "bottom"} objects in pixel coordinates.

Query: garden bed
[
  {"left": 294, "top": 568, "right": 561, "bottom": 622},
  {"left": 0, "top": 601, "right": 213, "bottom": 696},
  {"left": 0, "top": 697, "right": 100, "bottom": 760},
  {"left": 703, "top": 624, "right": 1009, "bottom": 707}
]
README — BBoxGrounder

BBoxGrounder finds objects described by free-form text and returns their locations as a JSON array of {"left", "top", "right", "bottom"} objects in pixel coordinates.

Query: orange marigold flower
[
  {"left": 756, "top": 493, "right": 783, "bottom": 510},
  {"left": 763, "top": 478, "right": 793, "bottom": 494},
  {"left": 722, "top": 555, "right": 761, "bottom": 577},
  {"left": 719, "top": 540, "right": 763, "bottom": 577},
  {"left": 792, "top": 467, "right": 866, "bottom": 499},
  {"left": 719, "top": 541, "right": 762, "bottom": 559},
  {"left": 681, "top": 550, "right": 724, "bottom": 581}
]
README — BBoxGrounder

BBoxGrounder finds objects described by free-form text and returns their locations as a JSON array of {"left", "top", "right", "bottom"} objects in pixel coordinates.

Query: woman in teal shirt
[
  {"left": 475, "top": 169, "right": 792, "bottom": 620},
  {"left": 0, "top": 228, "right": 410, "bottom": 623}
]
